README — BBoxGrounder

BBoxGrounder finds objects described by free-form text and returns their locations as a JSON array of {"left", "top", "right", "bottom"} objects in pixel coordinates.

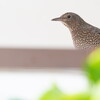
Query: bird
[{"left": 52, "top": 12, "right": 100, "bottom": 49}]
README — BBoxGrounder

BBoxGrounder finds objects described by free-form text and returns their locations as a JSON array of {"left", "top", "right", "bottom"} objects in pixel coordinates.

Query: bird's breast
[{"left": 71, "top": 31, "right": 100, "bottom": 49}]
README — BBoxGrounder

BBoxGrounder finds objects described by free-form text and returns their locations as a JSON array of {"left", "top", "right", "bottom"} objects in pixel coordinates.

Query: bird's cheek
[
  {"left": 62, "top": 18, "right": 67, "bottom": 22},
  {"left": 62, "top": 22, "right": 68, "bottom": 27}
]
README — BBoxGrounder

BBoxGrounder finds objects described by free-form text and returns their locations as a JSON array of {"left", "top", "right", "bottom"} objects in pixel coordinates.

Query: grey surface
[{"left": 0, "top": 48, "right": 91, "bottom": 70}]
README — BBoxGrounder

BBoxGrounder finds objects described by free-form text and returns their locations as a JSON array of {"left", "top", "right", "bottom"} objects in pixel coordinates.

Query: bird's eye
[{"left": 67, "top": 15, "right": 71, "bottom": 18}]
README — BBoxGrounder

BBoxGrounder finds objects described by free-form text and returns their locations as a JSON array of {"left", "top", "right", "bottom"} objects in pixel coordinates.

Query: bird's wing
[{"left": 91, "top": 26, "right": 100, "bottom": 34}]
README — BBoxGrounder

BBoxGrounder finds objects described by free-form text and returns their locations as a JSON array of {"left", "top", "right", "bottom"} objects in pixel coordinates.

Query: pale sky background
[
  {"left": 0, "top": 0, "right": 100, "bottom": 49},
  {"left": 0, "top": 0, "right": 99, "bottom": 100}
]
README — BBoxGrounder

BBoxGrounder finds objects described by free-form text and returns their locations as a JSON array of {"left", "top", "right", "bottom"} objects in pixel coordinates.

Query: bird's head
[{"left": 52, "top": 12, "right": 85, "bottom": 31}]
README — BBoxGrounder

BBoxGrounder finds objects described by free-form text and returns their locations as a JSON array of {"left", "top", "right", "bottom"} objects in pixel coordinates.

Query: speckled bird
[{"left": 52, "top": 12, "right": 100, "bottom": 49}]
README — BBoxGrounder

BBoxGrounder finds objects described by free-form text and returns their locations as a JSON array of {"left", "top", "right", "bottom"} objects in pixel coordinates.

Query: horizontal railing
[{"left": 0, "top": 48, "right": 92, "bottom": 70}]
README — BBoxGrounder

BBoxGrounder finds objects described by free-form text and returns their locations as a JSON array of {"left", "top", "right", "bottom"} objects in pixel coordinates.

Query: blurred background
[
  {"left": 0, "top": 0, "right": 100, "bottom": 49},
  {"left": 0, "top": 0, "right": 100, "bottom": 100}
]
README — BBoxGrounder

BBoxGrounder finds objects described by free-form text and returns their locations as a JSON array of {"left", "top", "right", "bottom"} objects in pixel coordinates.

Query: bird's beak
[{"left": 52, "top": 17, "right": 62, "bottom": 21}]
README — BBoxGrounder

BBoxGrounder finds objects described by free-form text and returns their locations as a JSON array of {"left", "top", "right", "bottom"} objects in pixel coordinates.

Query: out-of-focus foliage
[
  {"left": 84, "top": 48, "right": 100, "bottom": 83},
  {"left": 39, "top": 84, "right": 91, "bottom": 100},
  {"left": 39, "top": 84, "right": 64, "bottom": 100}
]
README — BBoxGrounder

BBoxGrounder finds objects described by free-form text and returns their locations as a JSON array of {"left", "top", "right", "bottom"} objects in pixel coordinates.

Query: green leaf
[
  {"left": 39, "top": 84, "right": 64, "bottom": 100},
  {"left": 84, "top": 48, "right": 100, "bottom": 83},
  {"left": 39, "top": 84, "right": 91, "bottom": 100}
]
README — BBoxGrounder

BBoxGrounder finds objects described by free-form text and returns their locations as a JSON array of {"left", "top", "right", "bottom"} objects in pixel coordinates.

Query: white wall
[
  {"left": 0, "top": 72, "right": 88, "bottom": 100},
  {"left": 0, "top": 0, "right": 100, "bottom": 49}
]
